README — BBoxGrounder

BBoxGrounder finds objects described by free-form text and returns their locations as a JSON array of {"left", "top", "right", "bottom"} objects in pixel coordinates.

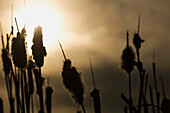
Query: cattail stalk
[
  {"left": 121, "top": 31, "right": 135, "bottom": 113},
  {"left": 24, "top": 70, "right": 30, "bottom": 113},
  {"left": 152, "top": 47, "right": 160, "bottom": 113},
  {"left": 39, "top": 67, "right": 44, "bottom": 113},
  {"left": 81, "top": 104, "right": 86, "bottom": 113},
  {"left": 21, "top": 68, "right": 25, "bottom": 113},
  {"left": 59, "top": 41, "right": 86, "bottom": 113},
  {"left": 144, "top": 74, "right": 149, "bottom": 98},
  {"left": 89, "top": 58, "right": 101, "bottom": 113},
  {"left": 149, "top": 86, "right": 155, "bottom": 113}
]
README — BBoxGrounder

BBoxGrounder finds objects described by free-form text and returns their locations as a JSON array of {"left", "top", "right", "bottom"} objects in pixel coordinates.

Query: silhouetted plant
[
  {"left": 121, "top": 31, "right": 135, "bottom": 113},
  {"left": 58, "top": 41, "right": 86, "bottom": 113},
  {"left": 89, "top": 58, "right": 101, "bottom": 113},
  {"left": 62, "top": 59, "right": 85, "bottom": 111},
  {"left": 120, "top": 17, "right": 170, "bottom": 113},
  {"left": 12, "top": 31, "right": 27, "bottom": 68},
  {"left": 31, "top": 25, "right": 47, "bottom": 113},
  {"left": 32, "top": 25, "right": 47, "bottom": 67}
]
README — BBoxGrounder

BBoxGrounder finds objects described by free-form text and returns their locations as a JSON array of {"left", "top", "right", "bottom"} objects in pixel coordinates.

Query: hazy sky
[{"left": 0, "top": 0, "right": 170, "bottom": 113}]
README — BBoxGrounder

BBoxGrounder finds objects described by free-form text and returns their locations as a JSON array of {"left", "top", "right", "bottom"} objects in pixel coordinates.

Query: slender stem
[
  {"left": 39, "top": 67, "right": 44, "bottom": 113},
  {"left": 138, "top": 74, "right": 144, "bottom": 113},
  {"left": 24, "top": 70, "right": 30, "bottom": 113},
  {"left": 81, "top": 104, "right": 86, "bottom": 113},
  {"left": 144, "top": 74, "right": 149, "bottom": 98},
  {"left": 149, "top": 87, "right": 155, "bottom": 113},
  {"left": 89, "top": 58, "right": 96, "bottom": 89},
  {"left": 21, "top": 68, "right": 25, "bottom": 113},
  {"left": 128, "top": 73, "right": 132, "bottom": 113}
]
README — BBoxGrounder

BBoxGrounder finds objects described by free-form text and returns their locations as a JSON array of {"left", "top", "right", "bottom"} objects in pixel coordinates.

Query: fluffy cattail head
[
  {"left": 63, "top": 59, "right": 72, "bottom": 69},
  {"left": 11, "top": 32, "right": 27, "bottom": 68},
  {"left": 161, "top": 98, "right": 170, "bottom": 113},
  {"left": 121, "top": 47, "right": 135, "bottom": 74},
  {"left": 133, "top": 33, "right": 144, "bottom": 50},
  {"left": 33, "top": 26, "right": 43, "bottom": 46},
  {"left": 32, "top": 25, "right": 47, "bottom": 67},
  {"left": 61, "top": 60, "right": 85, "bottom": 105}
]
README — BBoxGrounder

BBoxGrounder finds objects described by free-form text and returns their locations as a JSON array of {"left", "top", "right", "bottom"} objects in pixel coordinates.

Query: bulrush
[
  {"left": 89, "top": 58, "right": 101, "bottom": 113},
  {"left": 121, "top": 31, "right": 135, "bottom": 75},
  {"left": 121, "top": 31, "right": 135, "bottom": 113},
  {"left": 62, "top": 60, "right": 85, "bottom": 106},
  {"left": 32, "top": 25, "right": 46, "bottom": 113},
  {"left": 11, "top": 32, "right": 27, "bottom": 68},
  {"left": 58, "top": 41, "right": 86, "bottom": 113},
  {"left": 31, "top": 25, "right": 47, "bottom": 67}
]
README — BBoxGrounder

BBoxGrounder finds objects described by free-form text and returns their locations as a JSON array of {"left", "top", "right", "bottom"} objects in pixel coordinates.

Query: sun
[{"left": 15, "top": 0, "right": 67, "bottom": 54}]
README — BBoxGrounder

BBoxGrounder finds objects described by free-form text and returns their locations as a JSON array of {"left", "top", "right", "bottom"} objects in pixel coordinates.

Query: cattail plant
[
  {"left": 12, "top": 18, "right": 27, "bottom": 68},
  {"left": 11, "top": 17, "right": 28, "bottom": 113},
  {"left": 121, "top": 31, "right": 135, "bottom": 113},
  {"left": 31, "top": 25, "right": 47, "bottom": 67},
  {"left": 89, "top": 58, "right": 101, "bottom": 113},
  {"left": 1, "top": 22, "right": 15, "bottom": 113},
  {"left": 132, "top": 16, "right": 147, "bottom": 113},
  {"left": 27, "top": 57, "right": 36, "bottom": 113},
  {"left": 58, "top": 41, "right": 86, "bottom": 113},
  {"left": 31, "top": 25, "right": 47, "bottom": 113}
]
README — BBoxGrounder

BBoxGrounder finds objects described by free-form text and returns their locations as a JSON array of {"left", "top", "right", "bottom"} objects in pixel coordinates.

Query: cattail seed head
[
  {"left": 61, "top": 59, "right": 85, "bottom": 105},
  {"left": 32, "top": 25, "right": 47, "bottom": 67},
  {"left": 11, "top": 32, "right": 27, "bottom": 68},
  {"left": 161, "top": 98, "right": 170, "bottom": 113},
  {"left": 121, "top": 47, "right": 135, "bottom": 74},
  {"left": 133, "top": 33, "right": 144, "bottom": 50}
]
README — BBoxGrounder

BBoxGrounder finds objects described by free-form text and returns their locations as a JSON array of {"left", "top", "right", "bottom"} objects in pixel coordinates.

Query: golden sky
[{"left": 0, "top": 0, "right": 170, "bottom": 113}]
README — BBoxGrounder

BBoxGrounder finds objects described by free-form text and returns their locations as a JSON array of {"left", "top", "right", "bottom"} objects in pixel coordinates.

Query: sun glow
[{"left": 15, "top": 1, "right": 68, "bottom": 54}]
